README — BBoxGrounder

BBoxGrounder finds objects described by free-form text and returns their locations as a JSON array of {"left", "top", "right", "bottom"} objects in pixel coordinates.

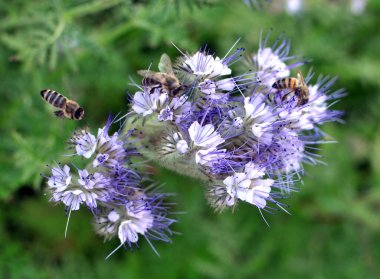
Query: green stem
[
  {"left": 98, "top": 22, "right": 135, "bottom": 45},
  {"left": 96, "top": 18, "right": 160, "bottom": 45},
  {"left": 48, "top": 18, "right": 65, "bottom": 44},
  {"left": 64, "top": 0, "right": 124, "bottom": 20}
]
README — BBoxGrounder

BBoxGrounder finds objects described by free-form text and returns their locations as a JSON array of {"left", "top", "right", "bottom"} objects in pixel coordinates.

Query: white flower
[
  {"left": 132, "top": 90, "right": 161, "bottom": 116},
  {"left": 176, "top": 140, "right": 189, "bottom": 154},
  {"left": 78, "top": 169, "right": 96, "bottom": 189},
  {"left": 93, "top": 153, "right": 109, "bottom": 168},
  {"left": 286, "top": 0, "right": 303, "bottom": 14},
  {"left": 96, "top": 126, "right": 113, "bottom": 147},
  {"left": 216, "top": 78, "right": 235, "bottom": 91},
  {"left": 189, "top": 121, "right": 225, "bottom": 149},
  {"left": 118, "top": 220, "right": 139, "bottom": 243},
  {"left": 50, "top": 167, "right": 110, "bottom": 211},
  {"left": 244, "top": 96, "right": 268, "bottom": 119},
  {"left": 223, "top": 167, "right": 274, "bottom": 209},
  {"left": 108, "top": 210, "right": 120, "bottom": 222},
  {"left": 158, "top": 107, "right": 174, "bottom": 121},
  {"left": 251, "top": 123, "right": 265, "bottom": 138},
  {"left": 48, "top": 165, "right": 72, "bottom": 191},
  {"left": 271, "top": 129, "right": 304, "bottom": 173},
  {"left": 78, "top": 170, "right": 106, "bottom": 191},
  {"left": 244, "top": 97, "right": 274, "bottom": 144},
  {"left": 133, "top": 89, "right": 190, "bottom": 122},
  {"left": 301, "top": 84, "right": 327, "bottom": 125},
  {"left": 183, "top": 51, "right": 231, "bottom": 78},
  {"left": 244, "top": 162, "right": 265, "bottom": 179},
  {"left": 118, "top": 204, "right": 154, "bottom": 244},
  {"left": 167, "top": 95, "right": 192, "bottom": 122},
  {"left": 351, "top": 0, "right": 367, "bottom": 15},
  {"left": 170, "top": 95, "right": 191, "bottom": 112},
  {"left": 161, "top": 132, "right": 189, "bottom": 155},
  {"left": 195, "top": 148, "right": 226, "bottom": 166},
  {"left": 253, "top": 47, "right": 290, "bottom": 88},
  {"left": 74, "top": 132, "right": 96, "bottom": 158},
  {"left": 223, "top": 173, "right": 251, "bottom": 201},
  {"left": 199, "top": 78, "right": 235, "bottom": 95},
  {"left": 245, "top": 182, "right": 272, "bottom": 208},
  {"left": 61, "top": 189, "right": 87, "bottom": 211},
  {"left": 199, "top": 79, "right": 216, "bottom": 95}
]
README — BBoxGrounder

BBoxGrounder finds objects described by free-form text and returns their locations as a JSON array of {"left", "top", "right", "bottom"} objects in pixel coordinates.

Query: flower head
[
  {"left": 48, "top": 167, "right": 111, "bottom": 211},
  {"left": 222, "top": 164, "right": 274, "bottom": 209},
  {"left": 132, "top": 89, "right": 191, "bottom": 123},
  {"left": 45, "top": 118, "right": 176, "bottom": 256},
  {"left": 126, "top": 33, "right": 344, "bottom": 215},
  {"left": 70, "top": 130, "right": 97, "bottom": 158},
  {"left": 48, "top": 164, "right": 71, "bottom": 188},
  {"left": 182, "top": 51, "right": 232, "bottom": 78},
  {"left": 95, "top": 190, "right": 175, "bottom": 256}
]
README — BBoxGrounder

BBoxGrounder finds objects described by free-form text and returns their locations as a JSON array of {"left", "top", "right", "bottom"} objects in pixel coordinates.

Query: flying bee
[
  {"left": 138, "top": 53, "right": 186, "bottom": 96},
  {"left": 40, "top": 89, "right": 84, "bottom": 120},
  {"left": 272, "top": 71, "right": 309, "bottom": 106}
]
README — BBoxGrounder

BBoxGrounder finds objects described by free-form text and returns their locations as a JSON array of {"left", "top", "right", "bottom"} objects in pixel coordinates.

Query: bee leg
[
  {"left": 297, "top": 98, "right": 308, "bottom": 106},
  {"left": 295, "top": 88, "right": 308, "bottom": 106},
  {"left": 149, "top": 85, "right": 161, "bottom": 94},
  {"left": 54, "top": 110, "right": 65, "bottom": 118},
  {"left": 281, "top": 90, "right": 293, "bottom": 102},
  {"left": 172, "top": 85, "right": 186, "bottom": 96}
]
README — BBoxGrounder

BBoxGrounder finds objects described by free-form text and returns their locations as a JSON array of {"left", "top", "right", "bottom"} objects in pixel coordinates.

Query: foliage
[{"left": 0, "top": 0, "right": 380, "bottom": 278}]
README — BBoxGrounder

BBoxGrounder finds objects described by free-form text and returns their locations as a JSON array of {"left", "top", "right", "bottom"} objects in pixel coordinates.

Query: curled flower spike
[
  {"left": 95, "top": 190, "right": 175, "bottom": 258},
  {"left": 44, "top": 117, "right": 176, "bottom": 257}
]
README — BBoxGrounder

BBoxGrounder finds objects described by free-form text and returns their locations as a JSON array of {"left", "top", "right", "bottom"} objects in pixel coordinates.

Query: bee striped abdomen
[
  {"left": 142, "top": 77, "right": 161, "bottom": 87},
  {"left": 272, "top": 79, "right": 285, "bottom": 89},
  {"left": 41, "top": 89, "right": 67, "bottom": 108},
  {"left": 272, "top": 78, "right": 297, "bottom": 90},
  {"left": 289, "top": 78, "right": 297, "bottom": 89}
]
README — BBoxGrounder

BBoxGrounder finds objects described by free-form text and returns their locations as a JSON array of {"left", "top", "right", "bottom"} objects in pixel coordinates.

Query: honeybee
[
  {"left": 40, "top": 89, "right": 84, "bottom": 120},
  {"left": 138, "top": 53, "right": 185, "bottom": 96},
  {"left": 272, "top": 71, "right": 309, "bottom": 106}
]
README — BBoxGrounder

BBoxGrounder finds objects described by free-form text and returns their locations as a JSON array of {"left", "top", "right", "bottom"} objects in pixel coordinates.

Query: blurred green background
[{"left": 1, "top": 0, "right": 380, "bottom": 278}]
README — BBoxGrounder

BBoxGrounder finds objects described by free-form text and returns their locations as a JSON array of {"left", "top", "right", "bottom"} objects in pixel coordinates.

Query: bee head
[
  {"left": 166, "top": 76, "right": 179, "bottom": 87},
  {"left": 74, "top": 107, "right": 84, "bottom": 120}
]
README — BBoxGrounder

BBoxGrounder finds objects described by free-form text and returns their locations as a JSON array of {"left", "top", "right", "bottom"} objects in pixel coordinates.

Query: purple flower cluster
[
  {"left": 130, "top": 33, "right": 344, "bottom": 213},
  {"left": 45, "top": 119, "right": 175, "bottom": 257}
]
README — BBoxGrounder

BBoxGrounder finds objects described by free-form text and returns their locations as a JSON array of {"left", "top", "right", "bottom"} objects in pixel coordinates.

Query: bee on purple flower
[{"left": 129, "top": 32, "right": 344, "bottom": 217}]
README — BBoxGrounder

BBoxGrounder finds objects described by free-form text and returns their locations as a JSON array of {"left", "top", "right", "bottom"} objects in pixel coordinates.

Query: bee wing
[
  {"left": 158, "top": 53, "right": 174, "bottom": 75},
  {"left": 137, "top": 70, "right": 157, "bottom": 77},
  {"left": 297, "top": 71, "right": 306, "bottom": 86}
]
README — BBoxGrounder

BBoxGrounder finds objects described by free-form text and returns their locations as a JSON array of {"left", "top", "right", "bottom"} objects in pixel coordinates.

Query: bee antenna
[{"left": 171, "top": 42, "right": 189, "bottom": 60}]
